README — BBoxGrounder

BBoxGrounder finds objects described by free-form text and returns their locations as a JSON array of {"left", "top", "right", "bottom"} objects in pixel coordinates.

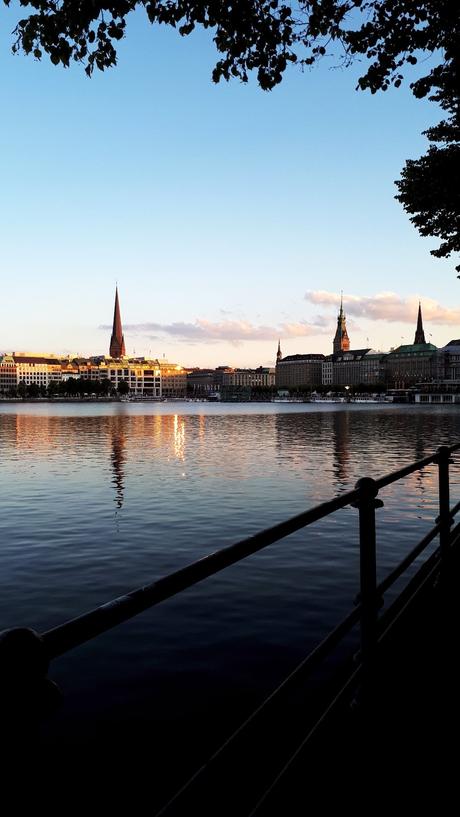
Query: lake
[{"left": 1, "top": 401, "right": 460, "bottom": 796}]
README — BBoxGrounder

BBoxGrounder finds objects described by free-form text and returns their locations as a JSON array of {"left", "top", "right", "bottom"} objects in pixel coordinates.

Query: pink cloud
[
  {"left": 305, "top": 291, "right": 460, "bottom": 325},
  {"left": 100, "top": 318, "right": 331, "bottom": 345}
]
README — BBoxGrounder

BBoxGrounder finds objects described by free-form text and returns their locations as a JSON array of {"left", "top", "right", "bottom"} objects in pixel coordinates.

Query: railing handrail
[
  {"left": 42, "top": 486, "right": 361, "bottom": 658},
  {"left": 41, "top": 441, "right": 460, "bottom": 659}
]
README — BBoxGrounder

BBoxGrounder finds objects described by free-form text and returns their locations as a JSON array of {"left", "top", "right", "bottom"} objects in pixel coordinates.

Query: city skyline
[{"left": 1, "top": 287, "right": 459, "bottom": 369}]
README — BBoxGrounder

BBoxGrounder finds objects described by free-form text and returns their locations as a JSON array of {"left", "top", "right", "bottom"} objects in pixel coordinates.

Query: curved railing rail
[{"left": 40, "top": 444, "right": 460, "bottom": 659}]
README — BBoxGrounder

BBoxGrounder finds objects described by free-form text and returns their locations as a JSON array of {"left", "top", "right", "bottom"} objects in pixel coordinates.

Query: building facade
[
  {"left": 221, "top": 367, "right": 276, "bottom": 388},
  {"left": 159, "top": 361, "right": 187, "bottom": 397},
  {"left": 186, "top": 369, "right": 217, "bottom": 396},
  {"left": 383, "top": 344, "right": 438, "bottom": 388},
  {"left": 435, "top": 340, "right": 460, "bottom": 383},
  {"left": 322, "top": 349, "right": 386, "bottom": 387},
  {"left": 276, "top": 355, "right": 324, "bottom": 388},
  {"left": 0, "top": 354, "right": 17, "bottom": 394},
  {"left": 13, "top": 354, "right": 62, "bottom": 388},
  {"left": 383, "top": 306, "right": 437, "bottom": 388}
]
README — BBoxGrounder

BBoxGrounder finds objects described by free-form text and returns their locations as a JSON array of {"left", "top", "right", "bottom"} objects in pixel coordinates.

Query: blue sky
[{"left": 0, "top": 7, "right": 458, "bottom": 366}]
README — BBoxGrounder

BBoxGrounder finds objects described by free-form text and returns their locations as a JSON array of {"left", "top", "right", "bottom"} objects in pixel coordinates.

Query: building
[
  {"left": 384, "top": 304, "right": 437, "bottom": 388},
  {"left": 102, "top": 289, "right": 185, "bottom": 396},
  {"left": 104, "top": 360, "right": 162, "bottom": 396},
  {"left": 13, "top": 354, "right": 62, "bottom": 388},
  {"left": 158, "top": 361, "right": 187, "bottom": 397},
  {"left": 276, "top": 354, "right": 324, "bottom": 389},
  {"left": 323, "top": 349, "right": 385, "bottom": 387},
  {"left": 221, "top": 367, "right": 276, "bottom": 388},
  {"left": 0, "top": 286, "right": 186, "bottom": 399},
  {"left": 436, "top": 340, "right": 460, "bottom": 383},
  {"left": 187, "top": 369, "right": 219, "bottom": 396},
  {"left": 0, "top": 354, "right": 17, "bottom": 394}
]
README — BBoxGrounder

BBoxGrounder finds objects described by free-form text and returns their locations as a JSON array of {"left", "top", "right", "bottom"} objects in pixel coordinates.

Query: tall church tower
[
  {"left": 109, "top": 286, "right": 126, "bottom": 359},
  {"left": 333, "top": 293, "right": 350, "bottom": 354},
  {"left": 414, "top": 302, "right": 426, "bottom": 344},
  {"left": 276, "top": 339, "right": 282, "bottom": 363}
]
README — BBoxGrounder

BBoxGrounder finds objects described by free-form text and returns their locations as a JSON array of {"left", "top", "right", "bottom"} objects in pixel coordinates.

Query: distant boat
[
  {"left": 272, "top": 397, "right": 309, "bottom": 403},
  {"left": 311, "top": 397, "right": 345, "bottom": 403}
]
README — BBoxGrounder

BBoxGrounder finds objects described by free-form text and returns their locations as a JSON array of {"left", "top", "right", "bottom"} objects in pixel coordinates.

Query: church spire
[
  {"left": 276, "top": 338, "right": 282, "bottom": 363},
  {"left": 333, "top": 292, "right": 350, "bottom": 354},
  {"left": 109, "top": 286, "right": 126, "bottom": 359},
  {"left": 414, "top": 301, "right": 426, "bottom": 345}
]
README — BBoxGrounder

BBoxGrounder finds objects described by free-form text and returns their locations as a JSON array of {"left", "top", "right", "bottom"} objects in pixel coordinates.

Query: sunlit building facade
[
  {"left": 0, "top": 354, "right": 17, "bottom": 394},
  {"left": 13, "top": 354, "right": 62, "bottom": 388},
  {"left": 221, "top": 367, "right": 276, "bottom": 388},
  {"left": 159, "top": 361, "right": 187, "bottom": 397}
]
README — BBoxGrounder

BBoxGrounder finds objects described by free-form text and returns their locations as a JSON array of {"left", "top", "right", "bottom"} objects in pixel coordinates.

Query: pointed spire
[
  {"left": 276, "top": 338, "right": 282, "bottom": 363},
  {"left": 414, "top": 301, "right": 426, "bottom": 345},
  {"left": 109, "top": 286, "right": 126, "bottom": 359},
  {"left": 333, "top": 292, "right": 350, "bottom": 354}
]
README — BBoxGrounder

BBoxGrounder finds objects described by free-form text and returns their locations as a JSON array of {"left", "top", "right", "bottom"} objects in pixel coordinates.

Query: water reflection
[
  {"left": 173, "top": 414, "right": 185, "bottom": 462},
  {"left": 332, "top": 411, "right": 350, "bottom": 488},
  {"left": 110, "top": 418, "right": 126, "bottom": 509}
]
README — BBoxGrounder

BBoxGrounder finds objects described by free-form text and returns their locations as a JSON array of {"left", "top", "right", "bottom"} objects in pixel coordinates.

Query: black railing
[
  {"left": 2, "top": 443, "right": 460, "bottom": 808},
  {"left": 36, "top": 444, "right": 458, "bottom": 660}
]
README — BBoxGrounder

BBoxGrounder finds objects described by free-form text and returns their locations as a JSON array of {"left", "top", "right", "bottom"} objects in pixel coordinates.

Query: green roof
[{"left": 388, "top": 343, "right": 437, "bottom": 356}]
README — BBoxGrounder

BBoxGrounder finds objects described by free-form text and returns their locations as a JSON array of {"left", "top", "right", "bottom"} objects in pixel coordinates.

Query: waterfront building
[
  {"left": 322, "top": 349, "right": 386, "bottom": 387},
  {"left": 109, "top": 286, "right": 126, "bottom": 359},
  {"left": 212, "top": 366, "right": 234, "bottom": 390},
  {"left": 76, "top": 359, "right": 109, "bottom": 381},
  {"left": 12, "top": 353, "right": 62, "bottom": 388},
  {"left": 276, "top": 354, "right": 324, "bottom": 389},
  {"left": 221, "top": 367, "right": 276, "bottom": 388},
  {"left": 105, "top": 360, "right": 161, "bottom": 396},
  {"left": 436, "top": 340, "right": 460, "bottom": 383},
  {"left": 0, "top": 354, "right": 17, "bottom": 394},
  {"left": 187, "top": 367, "right": 274, "bottom": 397},
  {"left": 187, "top": 369, "right": 217, "bottom": 396},
  {"left": 60, "top": 360, "right": 81, "bottom": 381},
  {"left": 333, "top": 294, "right": 350, "bottom": 354},
  {"left": 158, "top": 361, "right": 187, "bottom": 397},
  {"left": 383, "top": 305, "right": 437, "bottom": 388}
]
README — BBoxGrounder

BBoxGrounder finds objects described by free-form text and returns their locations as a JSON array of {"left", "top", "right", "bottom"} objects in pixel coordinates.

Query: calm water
[{"left": 1, "top": 402, "right": 460, "bottom": 789}]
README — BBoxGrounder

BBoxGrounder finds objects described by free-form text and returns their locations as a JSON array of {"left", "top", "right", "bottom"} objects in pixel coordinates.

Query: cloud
[
  {"left": 305, "top": 291, "right": 460, "bottom": 325},
  {"left": 99, "top": 318, "right": 330, "bottom": 345}
]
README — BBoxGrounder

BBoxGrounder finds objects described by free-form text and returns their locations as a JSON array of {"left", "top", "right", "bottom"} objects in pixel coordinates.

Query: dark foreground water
[{"left": 1, "top": 402, "right": 460, "bottom": 792}]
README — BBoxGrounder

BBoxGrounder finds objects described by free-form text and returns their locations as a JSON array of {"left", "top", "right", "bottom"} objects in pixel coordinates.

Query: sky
[{"left": 0, "top": 7, "right": 459, "bottom": 367}]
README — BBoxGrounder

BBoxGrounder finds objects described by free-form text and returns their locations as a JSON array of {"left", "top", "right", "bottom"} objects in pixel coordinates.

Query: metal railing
[{"left": 1, "top": 443, "right": 460, "bottom": 808}]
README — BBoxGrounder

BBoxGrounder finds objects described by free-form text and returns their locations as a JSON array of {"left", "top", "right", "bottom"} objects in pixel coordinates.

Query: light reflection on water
[{"left": 1, "top": 401, "right": 460, "bottom": 770}]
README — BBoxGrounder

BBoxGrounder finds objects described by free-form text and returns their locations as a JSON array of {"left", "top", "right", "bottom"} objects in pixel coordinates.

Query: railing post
[
  {"left": 437, "top": 445, "right": 453, "bottom": 564},
  {"left": 0, "top": 627, "right": 61, "bottom": 737},
  {"left": 352, "top": 477, "right": 384, "bottom": 683}
]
